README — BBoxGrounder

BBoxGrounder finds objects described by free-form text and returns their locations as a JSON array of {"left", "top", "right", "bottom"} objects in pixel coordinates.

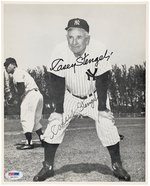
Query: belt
[
  {"left": 24, "top": 88, "right": 39, "bottom": 96},
  {"left": 67, "top": 89, "right": 96, "bottom": 100},
  {"left": 21, "top": 88, "right": 39, "bottom": 101}
]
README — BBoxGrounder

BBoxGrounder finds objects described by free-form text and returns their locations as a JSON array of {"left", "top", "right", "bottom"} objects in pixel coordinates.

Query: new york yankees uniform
[
  {"left": 43, "top": 39, "right": 120, "bottom": 147},
  {"left": 13, "top": 68, "right": 43, "bottom": 133},
  {"left": 33, "top": 18, "right": 130, "bottom": 182}
]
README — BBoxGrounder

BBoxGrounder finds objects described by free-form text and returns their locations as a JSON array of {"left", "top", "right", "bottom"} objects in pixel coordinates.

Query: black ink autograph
[
  {"left": 50, "top": 50, "right": 113, "bottom": 73},
  {"left": 50, "top": 107, "right": 79, "bottom": 139},
  {"left": 77, "top": 93, "right": 97, "bottom": 112},
  {"left": 49, "top": 94, "right": 97, "bottom": 139}
]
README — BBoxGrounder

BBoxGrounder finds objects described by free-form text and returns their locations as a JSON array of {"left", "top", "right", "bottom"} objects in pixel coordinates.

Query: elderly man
[{"left": 33, "top": 18, "right": 130, "bottom": 181}]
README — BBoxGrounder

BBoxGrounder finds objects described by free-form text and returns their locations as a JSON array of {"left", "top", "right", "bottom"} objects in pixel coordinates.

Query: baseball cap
[
  {"left": 65, "top": 18, "right": 89, "bottom": 33},
  {"left": 4, "top": 57, "right": 18, "bottom": 68}
]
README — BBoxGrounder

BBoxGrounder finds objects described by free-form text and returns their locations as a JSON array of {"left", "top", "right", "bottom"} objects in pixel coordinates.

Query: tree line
[{"left": 4, "top": 63, "right": 145, "bottom": 116}]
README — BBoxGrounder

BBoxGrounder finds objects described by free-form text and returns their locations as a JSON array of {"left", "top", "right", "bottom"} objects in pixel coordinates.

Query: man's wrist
[
  {"left": 55, "top": 103, "right": 64, "bottom": 114},
  {"left": 98, "top": 103, "right": 107, "bottom": 111},
  {"left": 55, "top": 110, "right": 63, "bottom": 114},
  {"left": 99, "top": 108, "right": 110, "bottom": 112}
]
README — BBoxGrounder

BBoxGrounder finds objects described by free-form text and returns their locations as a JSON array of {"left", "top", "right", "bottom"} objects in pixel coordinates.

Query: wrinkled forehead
[{"left": 67, "top": 27, "right": 87, "bottom": 36}]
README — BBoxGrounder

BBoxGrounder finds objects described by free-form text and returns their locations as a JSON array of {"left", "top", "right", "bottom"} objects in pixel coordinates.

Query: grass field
[{"left": 3, "top": 117, "right": 145, "bottom": 183}]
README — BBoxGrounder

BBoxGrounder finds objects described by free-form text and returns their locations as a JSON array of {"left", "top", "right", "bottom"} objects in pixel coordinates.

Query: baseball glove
[{"left": 6, "top": 96, "right": 19, "bottom": 106}]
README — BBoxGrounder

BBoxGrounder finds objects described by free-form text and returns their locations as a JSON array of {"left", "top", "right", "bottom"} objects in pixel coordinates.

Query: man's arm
[
  {"left": 47, "top": 72, "right": 65, "bottom": 114},
  {"left": 96, "top": 70, "right": 114, "bottom": 121},
  {"left": 16, "top": 82, "right": 25, "bottom": 97},
  {"left": 6, "top": 82, "right": 25, "bottom": 106},
  {"left": 96, "top": 71, "right": 110, "bottom": 111},
  {"left": 16, "top": 82, "right": 26, "bottom": 104}
]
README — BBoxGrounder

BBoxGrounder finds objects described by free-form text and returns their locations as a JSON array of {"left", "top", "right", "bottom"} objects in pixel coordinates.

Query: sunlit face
[
  {"left": 6, "top": 64, "right": 16, "bottom": 74},
  {"left": 67, "top": 27, "right": 90, "bottom": 57}
]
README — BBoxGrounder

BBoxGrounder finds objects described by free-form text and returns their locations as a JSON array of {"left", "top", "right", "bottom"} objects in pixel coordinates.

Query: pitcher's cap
[
  {"left": 65, "top": 18, "right": 89, "bottom": 33},
  {"left": 4, "top": 58, "right": 17, "bottom": 68}
]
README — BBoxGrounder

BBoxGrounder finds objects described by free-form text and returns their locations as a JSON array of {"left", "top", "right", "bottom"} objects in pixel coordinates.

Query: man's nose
[{"left": 72, "top": 38, "right": 78, "bottom": 45}]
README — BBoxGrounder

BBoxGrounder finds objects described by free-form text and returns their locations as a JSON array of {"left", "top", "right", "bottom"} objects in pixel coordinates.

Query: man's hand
[
  {"left": 98, "top": 109, "right": 115, "bottom": 122},
  {"left": 6, "top": 97, "right": 18, "bottom": 106},
  {"left": 49, "top": 112, "right": 63, "bottom": 123}
]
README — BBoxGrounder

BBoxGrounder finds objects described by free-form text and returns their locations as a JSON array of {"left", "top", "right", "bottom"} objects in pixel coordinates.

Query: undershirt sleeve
[
  {"left": 96, "top": 70, "right": 110, "bottom": 111},
  {"left": 47, "top": 72, "right": 65, "bottom": 114}
]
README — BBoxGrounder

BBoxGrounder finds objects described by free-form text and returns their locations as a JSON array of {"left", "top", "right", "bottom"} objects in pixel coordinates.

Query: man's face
[
  {"left": 6, "top": 64, "right": 16, "bottom": 74},
  {"left": 67, "top": 28, "right": 90, "bottom": 57}
]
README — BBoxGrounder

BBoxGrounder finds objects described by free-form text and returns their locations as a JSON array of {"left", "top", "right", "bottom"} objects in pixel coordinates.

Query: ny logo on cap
[{"left": 74, "top": 19, "right": 80, "bottom": 26}]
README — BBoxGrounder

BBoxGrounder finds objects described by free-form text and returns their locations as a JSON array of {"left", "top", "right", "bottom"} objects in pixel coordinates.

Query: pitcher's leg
[
  {"left": 34, "top": 94, "right": 43, "bottom": 132},
  {"left": 33, "top": 143, "right": 59, "bottom": 181},
  {"left": 17, "top": 98, "right": 35, "bottom": 150},
  {"left": 21, "top": 93, "right": 38, "bottom": 133},
  {"left": 96, "top": 117, "right": 120, "bottom": 147},
  {"left": 33, "top": 94, "right": 44, "bottom": 143},
  {"left": 107, "top": 142, "right": 131, "bottom": 181},
  {"left": 96, "top": 115, "right": 130, "bottom": 181},
  {"left": 87, "top": 94, "right": 130, "bottom": 181},
  {"left": 43, "top": 92, "right": 79, "bottom": 144},
  {"left": 33, "top": 92, "right": 79, "bottom": 181}
]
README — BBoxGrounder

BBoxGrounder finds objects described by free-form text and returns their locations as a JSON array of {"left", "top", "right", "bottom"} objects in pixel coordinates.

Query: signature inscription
[
  {"left": 50, "top": 50, "right": 113, "bottom": 73},
  {"left": 50, "top": 108, "right": 78, "bottom": 139},
  {"left": 49, "top": 94, "right": 98, "bottom": 139},
  {"left": 77, "top": 93, "right": 97, "bottom": 112}
]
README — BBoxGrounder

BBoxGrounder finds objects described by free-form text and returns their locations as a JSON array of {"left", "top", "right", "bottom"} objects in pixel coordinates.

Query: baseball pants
[
  {"left": 21, "top": 90, "right": 43, "bottom": 133},
  {"left": 44, "top": 90, "right": 120, "bottom": 147}
]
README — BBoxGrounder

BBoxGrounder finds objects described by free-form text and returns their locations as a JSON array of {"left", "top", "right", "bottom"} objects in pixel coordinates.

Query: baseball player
[
  {"left": 4, "top": 58, "right": 44, "bottom": 150},
  {"left": 33, "top": 18, "right": 130, "bottom": 181},
  {"left": 4, "top": 69, "right": 11, "bottom": 103}
]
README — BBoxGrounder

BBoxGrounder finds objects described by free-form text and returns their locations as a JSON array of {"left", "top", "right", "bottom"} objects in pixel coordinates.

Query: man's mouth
[{"left": 72, "top": 46, "right": 80, "bottom": 50}]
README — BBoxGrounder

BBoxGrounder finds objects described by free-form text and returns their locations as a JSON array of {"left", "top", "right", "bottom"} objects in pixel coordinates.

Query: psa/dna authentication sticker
[{"left": 5, "top": 170, "right": 23, "bottom": 180}]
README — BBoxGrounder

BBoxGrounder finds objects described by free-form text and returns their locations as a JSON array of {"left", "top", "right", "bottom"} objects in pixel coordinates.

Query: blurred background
[{"left": 3, "top": 3, "right": 146, "bottom": 118}]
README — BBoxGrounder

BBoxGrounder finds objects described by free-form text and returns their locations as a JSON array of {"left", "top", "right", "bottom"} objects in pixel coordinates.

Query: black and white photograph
[{"left": 2, "top": 1, "right": 147, "bottom": 183}]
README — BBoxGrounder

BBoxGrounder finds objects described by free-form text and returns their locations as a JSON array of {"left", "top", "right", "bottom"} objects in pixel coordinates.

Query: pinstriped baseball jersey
[
  {"left": 44, "top": 37, "right": 120, "bottom": 146},
  {"left": 48, "top": 39, "right": 113, "bottom": 97}
]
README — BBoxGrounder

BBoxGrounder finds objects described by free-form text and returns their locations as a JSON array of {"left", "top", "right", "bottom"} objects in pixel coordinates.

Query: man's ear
[
  {"left": 66, "top": 34, "right": 69, "bottom": 40},
  {"left": 86, "top": 35, "right": 90, "bottom": 46}
]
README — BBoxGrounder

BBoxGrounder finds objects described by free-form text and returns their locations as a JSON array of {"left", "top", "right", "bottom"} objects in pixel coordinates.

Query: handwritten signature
[
  {"left": 77, "top": 93, "right": 97, "bottom": 112},
  {"left": 50, "top": 107, "right": 78, "bottom": 139},
  {"left": 49, "top": 93, "right": 97, "bottom": 139},
  {"left": 50, "top": 50, "right": 113, "bottom": 73}
]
